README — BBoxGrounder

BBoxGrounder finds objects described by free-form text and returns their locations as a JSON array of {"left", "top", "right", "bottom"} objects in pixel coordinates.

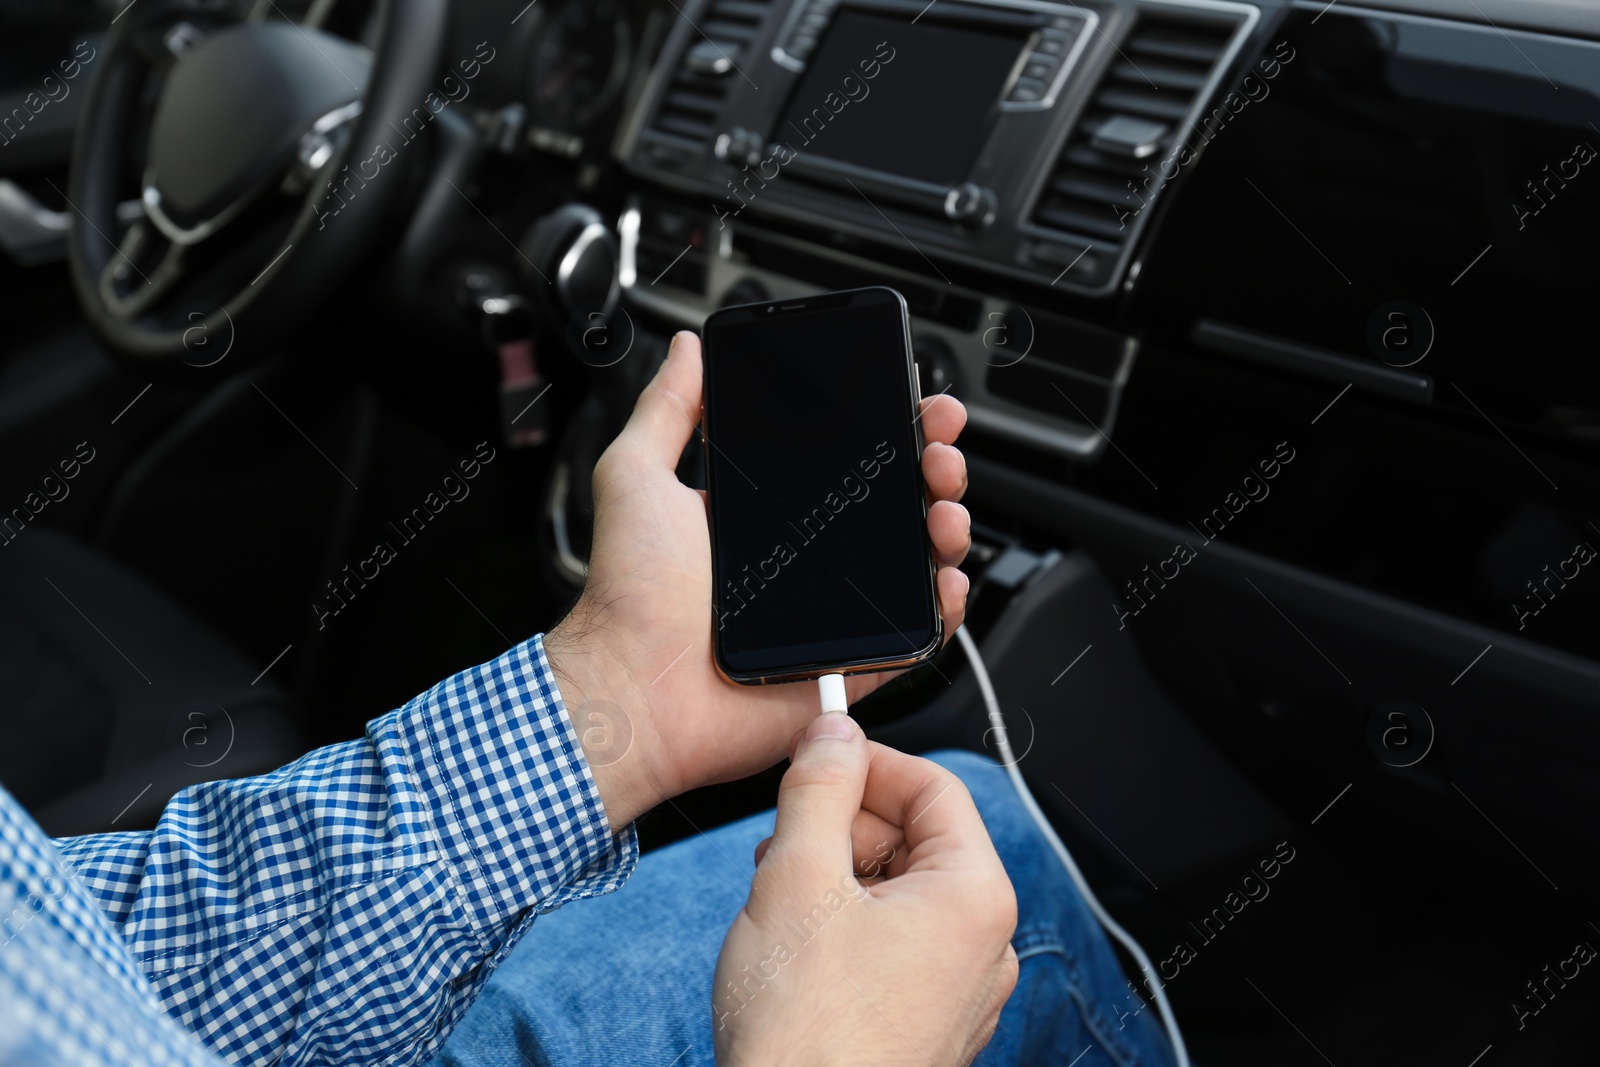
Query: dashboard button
[
  {"left": 1007, "top": 77, "right": 1048, "bottom": 103},
  {"left": 714, "top": 127, "right": 764, "bottom": 165},
  {"left": 944, "top": 183, "right": 998, "bottom": 228},
  {"left": 1023, "top": 58, "right": 1058, "bottom": 82},
  {"left": 686, "top": 38, "right": 738, "bottom": 75},
  {"left": 1091, "top": 115, "right": 1169, "bottom": 159}
]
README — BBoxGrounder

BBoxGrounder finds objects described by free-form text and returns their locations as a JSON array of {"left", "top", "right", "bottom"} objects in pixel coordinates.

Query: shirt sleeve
[{"left": 52, "top": 633, "right": 639, "bottom": 1067}]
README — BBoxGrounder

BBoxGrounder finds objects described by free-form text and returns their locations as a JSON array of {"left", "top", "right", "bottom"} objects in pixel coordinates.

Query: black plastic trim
[{"left": 1192, "top": 319, "right": 1434, "bottom": 405}]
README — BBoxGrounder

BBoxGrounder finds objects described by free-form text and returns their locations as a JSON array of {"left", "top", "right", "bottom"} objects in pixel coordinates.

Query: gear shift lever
[
  {"left": 516, "top": 205, "right": 638, "bottom": 589},
  {"left": 519, "top": 203, "right": 619, "bottom": 328},
  {"left": 519, "top": 203, "right": 645, "bottom": 421}
]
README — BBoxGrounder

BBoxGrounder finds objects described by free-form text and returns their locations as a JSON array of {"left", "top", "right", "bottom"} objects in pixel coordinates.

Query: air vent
[
  {"left": 644, "top": 0, "right": 774, "bottom": 149},
  {"left": 1027, "top": 10, "right": 1243, "bottom": 285},
  {"left": 983, "top": 307, "right": 1133, "bottom": 446}
]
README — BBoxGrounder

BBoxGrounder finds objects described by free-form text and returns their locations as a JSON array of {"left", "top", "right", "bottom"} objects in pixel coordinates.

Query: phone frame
[{"left": 701, "top": 285, "right": 942, "bottom": 685}]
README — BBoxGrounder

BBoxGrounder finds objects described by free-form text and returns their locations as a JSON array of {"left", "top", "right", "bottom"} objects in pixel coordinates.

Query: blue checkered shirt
[{"left": 0, "top": 634, "right": 638, "bottom": 1065}]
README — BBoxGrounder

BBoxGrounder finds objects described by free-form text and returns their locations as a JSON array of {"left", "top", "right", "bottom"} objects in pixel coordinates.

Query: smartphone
[{"left": 701, "top": 285, "right": 942, "bottom": 685}]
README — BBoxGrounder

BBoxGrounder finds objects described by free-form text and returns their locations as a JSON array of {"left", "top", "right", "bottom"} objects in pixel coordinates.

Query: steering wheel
[{"left": 67, "top": 0, "right": 446, "bottom": 367}]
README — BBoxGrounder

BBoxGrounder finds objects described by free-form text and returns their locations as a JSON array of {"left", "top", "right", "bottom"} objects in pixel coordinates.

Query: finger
[
  {"left": 753, "top": 835, "right": 772, "bottom": 867},
  {"left": 859, "top": 743, "right": 994, "bottom": 871},
  {"left": 937, "top": 566, "right": 970, "bottom": 639},
  {"left": 922, "top": 442, "right": 967, "bottom": 503},
  {"left": 918, "top": 394, "right": 967, "bottom": 446},
  {"left": 928, "top": 499, "right": 970, "bottom": 567},
  {"left": 615, "top": 331, "right": 703, "bottom": 467},
  {"left": 850, "top": 808, "right": 907, "bottom": 880},
  {"left": 762, "top": 712, "right": 869, "bottom": 889}
]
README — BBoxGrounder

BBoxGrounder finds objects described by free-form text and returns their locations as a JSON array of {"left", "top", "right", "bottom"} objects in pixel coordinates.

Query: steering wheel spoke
[{"left": 97, "top": 219, "right": 189, "bottom": 319}]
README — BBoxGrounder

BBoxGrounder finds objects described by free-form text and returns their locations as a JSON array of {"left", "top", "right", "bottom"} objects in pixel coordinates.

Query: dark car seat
[{"left": 0, "top": 527, "right": 307, "bottom": 837}]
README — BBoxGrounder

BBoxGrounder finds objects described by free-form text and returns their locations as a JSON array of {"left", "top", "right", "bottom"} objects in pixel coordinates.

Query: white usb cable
[
  {"left": 955, "top": 625, "right": 1192, "bottom": 1067},
  {"left": 811, "top": 645, "right": 1187, "bottom": 1065}
]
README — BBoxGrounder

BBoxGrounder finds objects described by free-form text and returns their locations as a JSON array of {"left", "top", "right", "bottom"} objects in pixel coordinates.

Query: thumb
[
  {"left": 615, "top": 330, "right": 703, "bottom": 467},
  {"left": 761, "top": 712, "right": 868, "bottom": 890}
]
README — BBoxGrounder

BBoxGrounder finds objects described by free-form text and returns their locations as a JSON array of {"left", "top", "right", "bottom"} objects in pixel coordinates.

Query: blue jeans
[{"left": 433, "top": 751, "right": 1175, "bottom": 1067}]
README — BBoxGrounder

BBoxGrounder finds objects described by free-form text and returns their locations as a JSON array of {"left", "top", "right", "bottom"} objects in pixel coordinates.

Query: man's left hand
[{"left": 544, "top": 330, "right": 971, "bottom": 828}]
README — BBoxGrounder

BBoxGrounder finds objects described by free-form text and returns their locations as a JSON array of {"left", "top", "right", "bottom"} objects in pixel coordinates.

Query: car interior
[{"left": 3, "top": 0, "right": 1598, "bottom": 1062}]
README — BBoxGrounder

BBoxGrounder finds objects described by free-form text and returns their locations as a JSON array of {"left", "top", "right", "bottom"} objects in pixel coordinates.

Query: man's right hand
[{"left": 713, "top": 712, "right": 1019, "bottom": 1066}]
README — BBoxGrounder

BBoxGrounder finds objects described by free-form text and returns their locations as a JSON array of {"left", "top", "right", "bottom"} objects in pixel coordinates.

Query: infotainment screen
[{"left": 772, "top": 9, "right": 1028, "bottom": 187}]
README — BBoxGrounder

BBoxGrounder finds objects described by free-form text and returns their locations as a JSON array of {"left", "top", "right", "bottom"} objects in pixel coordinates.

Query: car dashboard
[
  {"left": 460, "top": 0, "right": 1600, "bottom": 882},
  {"left": 592, "top": 3, "right": 1600, "bottom": 637}
]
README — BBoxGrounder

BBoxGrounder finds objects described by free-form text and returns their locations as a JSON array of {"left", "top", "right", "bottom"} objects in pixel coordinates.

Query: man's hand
[
  {"left": 545, "top": 331, "right": 972, "bottom": 826},
  {"left": 713, "top": 712, "right": 1019, "bottom": 1066}
]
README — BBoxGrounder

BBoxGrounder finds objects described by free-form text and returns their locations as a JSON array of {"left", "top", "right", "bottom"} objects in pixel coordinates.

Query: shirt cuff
[{"left": 393, "top": 632, "right": 639, "bottom": 940}]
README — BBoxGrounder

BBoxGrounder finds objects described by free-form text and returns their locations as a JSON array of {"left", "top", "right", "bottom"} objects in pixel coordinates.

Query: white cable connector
[
  {"left": 816, "top": 673, "right": 849, "bottom": 715},
  {"left": 954, "top": 625, "right": 1192, "bottom": 1067}
]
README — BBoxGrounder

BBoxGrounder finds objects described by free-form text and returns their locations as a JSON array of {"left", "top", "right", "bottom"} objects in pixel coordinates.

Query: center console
[{"left": 613, "top": 0, "right": 1259, "bottom": 455}]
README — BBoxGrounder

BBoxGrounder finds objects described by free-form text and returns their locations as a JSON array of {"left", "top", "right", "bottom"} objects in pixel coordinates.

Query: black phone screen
[{"left": 702, "top": 287, "right": 939, "bottom": 680}]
